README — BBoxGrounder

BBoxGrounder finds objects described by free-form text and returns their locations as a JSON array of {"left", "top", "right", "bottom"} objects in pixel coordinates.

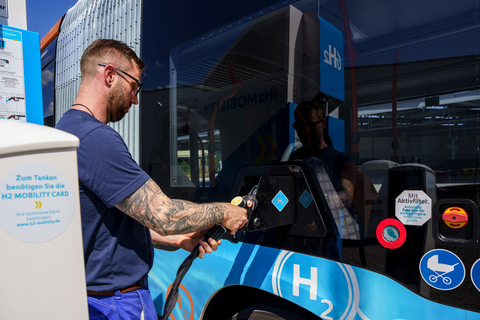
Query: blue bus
[{"left": 41, "top": 0, "right": 480, "bottom": 318}]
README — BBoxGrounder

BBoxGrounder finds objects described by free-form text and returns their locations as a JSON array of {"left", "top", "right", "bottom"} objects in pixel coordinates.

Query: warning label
[{"left": 395, "top": 190, "right": 431, "bottom": 226}]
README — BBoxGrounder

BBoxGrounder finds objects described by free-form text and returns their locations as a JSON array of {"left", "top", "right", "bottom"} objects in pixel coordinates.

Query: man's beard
[{"left": 107, "top": 82, "right": 131, "bottom": 123}]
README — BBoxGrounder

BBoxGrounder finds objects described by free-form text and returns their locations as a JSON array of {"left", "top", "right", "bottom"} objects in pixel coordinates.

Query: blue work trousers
[{"left": 88, "top": 288, "right": 157, "bottom": 320}]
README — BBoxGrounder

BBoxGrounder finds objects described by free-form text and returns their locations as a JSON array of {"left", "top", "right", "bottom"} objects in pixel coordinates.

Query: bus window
[
  {"left": 359, "top": 91, "right": 480, "bottom": 189},
  {"left": 41, "top": 62, "right": 55, "bottom": 127},
  {"left": 142, "top": 3, "right": 300, "bottom": 199},
  {"left": 176, "top": 129, "right": 221, "bottom": 188},
  {"left": 41, "top": 37, "right": 57, "bottom": 127},
  {"left": 40, "top": 36, "right": 56, "bottom": 69},
  {"left": 43, "top": 0, "right": 480, "bottom": 318}
]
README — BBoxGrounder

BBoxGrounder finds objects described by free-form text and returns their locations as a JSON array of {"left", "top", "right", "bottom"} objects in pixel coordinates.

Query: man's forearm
[
  {"left": 116, "top": 178, "right": 226, "bottom": 236},
  {"left": 337, "top": 189, "right": 352, "bottom": 208},
  {"left": 170, "top": 199, "right": 226, "bottom": 234}
]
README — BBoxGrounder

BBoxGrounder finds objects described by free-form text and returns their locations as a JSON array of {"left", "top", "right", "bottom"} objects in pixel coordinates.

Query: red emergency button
[
  {"left": 442, "top": 207, "right": 468, "bottom": 229},
  {"left": 376, "top": 218, "right": 407, "bottom": 249}
]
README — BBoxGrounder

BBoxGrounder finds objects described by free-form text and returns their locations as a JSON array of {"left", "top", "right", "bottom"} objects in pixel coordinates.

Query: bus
[{"left": 41, "top": 0, "right": 480, "bottom": 319}]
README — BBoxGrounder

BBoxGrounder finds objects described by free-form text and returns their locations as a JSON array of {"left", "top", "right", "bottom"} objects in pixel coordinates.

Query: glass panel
[
  {"left": 176, "top": 129, "right": 221, "bottom": 188},
  {"left": 358, "top": 91, "right": 480, "bottom": 186},
  {"left": 141, "top": 0, "right": 307, "bottom": 199},
  {"left": 41, "top": 37, "right": 57, "bottom": 69},
  {"left": 41, "top": 61, "right": 55, "bottom": 127},
  {"left": 141, "top": 0, "right": 480, "bottom": 310}
]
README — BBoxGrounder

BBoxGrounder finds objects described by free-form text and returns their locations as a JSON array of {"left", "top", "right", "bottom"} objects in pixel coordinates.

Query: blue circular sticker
[
  {"left": 419, "top": 249, "right": 465, "bottom": 290},
  {"left": 471, "top": 259, "right": 480, "bottom": 292}
]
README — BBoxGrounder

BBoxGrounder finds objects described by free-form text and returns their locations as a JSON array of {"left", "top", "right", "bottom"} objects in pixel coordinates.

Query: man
[
  {"left": 290, "top": 99, "right": 359, "bottom": 258},
  {"left": 55, "top": 39, "right": 247, "bottom": 319}
]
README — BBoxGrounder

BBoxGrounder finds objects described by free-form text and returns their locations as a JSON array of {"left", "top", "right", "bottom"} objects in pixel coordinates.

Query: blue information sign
[
  {"left": 0, "top": 25, "right": 42, "bottom": 124},
  {"left": 319, "top": 16, "right": 344, "bottom": 102},
  {"left": 419, "top": 249, "right": 465, "bottom": 290},
  {"left": 272, "top": 190, "right": 289, "bottom": 212}
]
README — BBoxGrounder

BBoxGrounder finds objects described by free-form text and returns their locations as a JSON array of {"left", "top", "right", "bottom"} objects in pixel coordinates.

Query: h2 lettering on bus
[
  {"left": 323, "top": 44, "right": 341, "bottom": 71},
  {"left": 293, "top": 264, "right": 334, "bottom": 320}
]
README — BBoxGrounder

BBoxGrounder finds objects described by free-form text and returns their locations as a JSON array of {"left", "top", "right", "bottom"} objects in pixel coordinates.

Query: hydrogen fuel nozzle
[
  {"left": 162, "top": 189, "right": 257, "bottom": 320},
  {"left": 203, "top": 192, "right": 257, "bottom": 243}
]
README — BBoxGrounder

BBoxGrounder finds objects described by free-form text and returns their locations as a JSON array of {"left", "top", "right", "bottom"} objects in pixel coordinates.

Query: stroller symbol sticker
[{"left": 420, "top": 249, "right": 465, "bottom": 290}]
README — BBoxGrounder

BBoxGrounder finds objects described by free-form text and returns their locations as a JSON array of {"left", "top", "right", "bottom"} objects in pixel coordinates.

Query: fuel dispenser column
[
  {"left": 384, "top": 163, "right": 436, "bottom": 295},
  {"left": 0, "top": 120, "right": 88, "bottom": 319}
]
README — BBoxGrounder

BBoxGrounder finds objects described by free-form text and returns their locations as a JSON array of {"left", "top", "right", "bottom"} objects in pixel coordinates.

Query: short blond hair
[{"left": 80, "top": 39, "right": 145, "bottom": 80}]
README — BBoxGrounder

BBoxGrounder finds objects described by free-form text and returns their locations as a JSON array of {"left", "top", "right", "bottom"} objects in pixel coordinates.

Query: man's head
[
  {"left": 80, "top": 39, "right": 145, "bottom": 122},
  {"left": 293, "top": 100, "right": 327, "bottom": 150},
  {"left": 80, "top": 39, "right": 145, "bottom": 80}
]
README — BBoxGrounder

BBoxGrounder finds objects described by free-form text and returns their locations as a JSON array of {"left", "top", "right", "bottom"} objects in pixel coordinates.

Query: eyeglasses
[
  {"left": 98, "top": 63, "right": 143, "bottom": 96},
  {"left": 292, "top": 119, "right": 323, "bottom": 130}
]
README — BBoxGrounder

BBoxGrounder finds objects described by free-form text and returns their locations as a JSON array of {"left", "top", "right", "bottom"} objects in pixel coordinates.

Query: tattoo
[{"left": 115, "top": 179, "right": 225, "bottom": 236}]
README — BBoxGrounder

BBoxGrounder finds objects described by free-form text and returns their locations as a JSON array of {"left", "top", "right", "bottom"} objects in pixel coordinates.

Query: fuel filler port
[{"left": 433, "top": 199, "right": 478, "bottom": 247}]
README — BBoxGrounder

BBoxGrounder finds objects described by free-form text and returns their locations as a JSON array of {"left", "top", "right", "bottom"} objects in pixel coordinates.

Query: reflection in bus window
[
  {"left": 358, "top": 90, "right": 480, "bottom": 187},
  {"left": 177, "top": 129, "right": 221, "bottom": 188}
]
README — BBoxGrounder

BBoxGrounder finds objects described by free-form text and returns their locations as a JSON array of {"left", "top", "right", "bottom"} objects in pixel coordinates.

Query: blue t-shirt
[{"left": 56, "top": 109, "right": 152, "bottom": 291}]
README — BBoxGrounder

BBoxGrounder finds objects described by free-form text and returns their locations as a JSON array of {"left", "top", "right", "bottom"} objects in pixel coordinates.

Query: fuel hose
[
  {"left": 161, "top": 223, "right": 228, "bottom": 320},
  {"left": 161, "top": 193, "right": 257, "bottom": 320}
]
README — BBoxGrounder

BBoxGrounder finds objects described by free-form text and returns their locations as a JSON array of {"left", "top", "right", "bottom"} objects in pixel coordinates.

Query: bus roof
[{"left": 40, "top": 15, "right": 64, "bottom": 52}]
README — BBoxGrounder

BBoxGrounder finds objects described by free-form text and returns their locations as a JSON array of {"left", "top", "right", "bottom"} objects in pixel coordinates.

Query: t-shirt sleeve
[
  {"left": 339, "top": 154, "right": 357, "bottom": 186},
  {"left": 77, "top": 126, "right": 150, "bottom": 208}
]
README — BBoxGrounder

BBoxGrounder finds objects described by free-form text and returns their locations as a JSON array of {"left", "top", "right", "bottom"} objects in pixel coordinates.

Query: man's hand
[
  {"left": 177, "top": 231, "right": 221, "bottom": 259},
  {"left": 220, "top": 203, "right": 248, "bottom": 235},
  {"left": 151, "top": 230, "right": 221, "bottom": 259},
  {"left": 339, "top": 178, "right": 355, "bottom": 208}
]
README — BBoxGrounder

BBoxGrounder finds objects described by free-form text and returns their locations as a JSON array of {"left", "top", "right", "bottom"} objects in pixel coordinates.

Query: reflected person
[{"left": 289, "top": 99, "right": 359, "bottom": 258}]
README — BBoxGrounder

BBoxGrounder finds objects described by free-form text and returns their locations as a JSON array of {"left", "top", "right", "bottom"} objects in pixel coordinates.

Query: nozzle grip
[{"left": 203, "top": 223, "right": 228, "bottom": 241}]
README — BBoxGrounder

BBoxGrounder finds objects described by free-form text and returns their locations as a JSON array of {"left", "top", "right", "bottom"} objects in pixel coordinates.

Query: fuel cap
[
  {"left": 442, "top": 206, "right": 468, "bottom": 229},
  {"left": 432, "top": 199, "right": 478, "bottom": 247}
]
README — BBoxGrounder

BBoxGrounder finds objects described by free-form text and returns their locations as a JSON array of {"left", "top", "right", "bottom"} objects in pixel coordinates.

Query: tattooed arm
[
  {"left": 336, "top": 160, "right": 357, "bottom": 209},
  {"left": 115, "top": 178, "right": 247, "bottom": 236},
  {"left": 338, "top": 178, "right": 355, "bottom": 208}
]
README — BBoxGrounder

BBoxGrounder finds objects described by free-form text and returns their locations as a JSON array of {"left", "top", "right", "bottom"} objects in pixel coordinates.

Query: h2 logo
[{"left": 323, "top": 44, "right": 341, "bottom": 71}]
